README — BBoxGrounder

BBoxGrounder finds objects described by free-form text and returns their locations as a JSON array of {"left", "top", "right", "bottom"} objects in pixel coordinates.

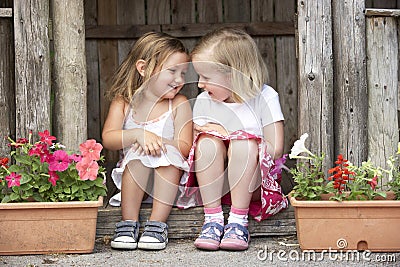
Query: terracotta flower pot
[
  {"left": 0, "top": 197, "right": 103, "bottom": 255},
  {"left": 289, "top": 193, "right": 400, "bottom": 252}
]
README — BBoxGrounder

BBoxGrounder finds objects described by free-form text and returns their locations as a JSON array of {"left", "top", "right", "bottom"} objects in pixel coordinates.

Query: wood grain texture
[
  {"left": 14, "top": 0, "right": 51, "bottom": 138},
  {"left": 85, "top": 0, "right": 101, "bottom": 142},
  {"left": 96, "top": 205, "right": 296, "bottom": 238},
  {"left": 0, "top": 0, "right": 14, "bottom": 157},
  {"left": 332, "top": 0, "right": 368, "bottom": 166},
  {"left": 366, "top": 16, "right": 399, "bottom": 186},
  {"left": 52, "top": 0, "right": 87, "bottom": 151},
  {"left": 297, "top": 0, "right": 334, "bottom": 172}
]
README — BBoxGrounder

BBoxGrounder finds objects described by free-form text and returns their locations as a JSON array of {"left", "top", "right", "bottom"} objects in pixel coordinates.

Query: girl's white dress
[{"left": 109, "top": 100, "right": 189, "bottom": 206}]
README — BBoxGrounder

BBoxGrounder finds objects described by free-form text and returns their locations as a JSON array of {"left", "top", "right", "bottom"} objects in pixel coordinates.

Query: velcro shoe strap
[
  {"left": 115, "top": 220, "right": 139, "bottom": 228},
  {"left": 144, "top": 221, "right": 168, "bottom": 230},
  {"left": 144, "top": 226, "right": 165, "bottom": 233},
  {"left": 115, "top": 226, "right": 135, "bottom": 233}
]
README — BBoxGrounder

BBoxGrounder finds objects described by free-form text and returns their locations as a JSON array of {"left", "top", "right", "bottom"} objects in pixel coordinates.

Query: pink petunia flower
[
  {"left": 270, "top": 154, "right": 290, "bottom": 177},
  {"left": 5, "top": 172, "right": 21, "bottom": 187},
  {"left": 79, "top": 139, "right": 102, "bottom": 161},
  {"left": 48, "top": 171, "right": 59, "bottom": 186},
  {"left": 76, "top": 157, "right": 99, "bottom": 181},
  {"left": 69, "top": 154, "right": 83, "bottom": 163},
  {"left": 29, "top": 143, "right": 48, "bottom": 157},
  {"left": 48, "top": 150, "right": 70, "bottom": 172},
  {"left": 39, "top": 130, "right": 56, "bottom": 145},
  {"left": 39, "top": 150, "right": 52, "bottom": 163}
]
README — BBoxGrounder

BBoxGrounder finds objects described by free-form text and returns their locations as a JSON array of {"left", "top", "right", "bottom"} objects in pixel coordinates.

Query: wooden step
[{"left": 96, "top": 204, "right": 296, "bottom": 239}]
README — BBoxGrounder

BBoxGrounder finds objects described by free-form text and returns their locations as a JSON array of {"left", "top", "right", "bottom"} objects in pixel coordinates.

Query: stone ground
[{"left": 1, "top": 235, "right": 399, "bottom": 267}]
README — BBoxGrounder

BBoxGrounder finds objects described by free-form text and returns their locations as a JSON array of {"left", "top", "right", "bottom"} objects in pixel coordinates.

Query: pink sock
[
  {"left": 204, "top": 206, "right": 224, "bottom": 226},
  {"left": 228, "top": 206, "right": 249, "bottom": 227}
]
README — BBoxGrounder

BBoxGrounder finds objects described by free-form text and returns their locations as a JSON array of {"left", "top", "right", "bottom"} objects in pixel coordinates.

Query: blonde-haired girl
[
  {"left": 103, "top": 32, "right": 192, "bottom": 250},
  {"left": 179, "top": 28, "right": 288, "bottom": 251}
]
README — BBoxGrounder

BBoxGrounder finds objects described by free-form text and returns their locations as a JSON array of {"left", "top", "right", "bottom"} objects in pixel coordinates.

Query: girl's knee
[
  {"left": 228, "top": 139, "right": 258, "bottom": 161},
  {"left": 196, "top": 135, "right": 226, "bottom": 157}
]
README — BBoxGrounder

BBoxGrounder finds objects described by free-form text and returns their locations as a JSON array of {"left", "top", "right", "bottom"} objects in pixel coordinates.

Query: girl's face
[
  {"left": 147, "top": 52, "right": 189, "bottom": 100},
  {"left": 192, "top": 54, "right": 233, "bottom": 103}
]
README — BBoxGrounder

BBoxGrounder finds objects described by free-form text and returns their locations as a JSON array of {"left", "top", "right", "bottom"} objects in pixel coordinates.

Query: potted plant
[
  {"left": 288, "top": 133, "right": 400, "bottom": 252},
  {"left": 0, "top": 130, "right": 107, "bottom": 255}
]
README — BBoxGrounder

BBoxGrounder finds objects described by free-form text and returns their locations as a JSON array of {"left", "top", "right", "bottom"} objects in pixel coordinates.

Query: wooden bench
[{"left": 96, "top": 204, "right": 296, "bottom": 239}]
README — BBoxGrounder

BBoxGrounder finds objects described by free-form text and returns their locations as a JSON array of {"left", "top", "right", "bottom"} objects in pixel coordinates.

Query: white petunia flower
[{"left": 289, "top": 133, "right": 315, "bottom": 159}]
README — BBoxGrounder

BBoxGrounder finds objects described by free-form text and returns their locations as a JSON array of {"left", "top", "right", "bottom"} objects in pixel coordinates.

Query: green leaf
[
  {"left": 10, "top": 192, "right": 20, "bottom": 201},
  {"left": 39, "top": 183, "right": 51, "bottom": 193},
  {"left": 14, "top": 154, "right": 32, "bottom": 165},
  {"left": 1, "top": 195, "right": 11, "bottom": 203},
  {"left": 19, "top": 173, "right": 32, "bottom": 185},
  {"left": 71, "top": 184, "right": 79, "bottom": 194}
]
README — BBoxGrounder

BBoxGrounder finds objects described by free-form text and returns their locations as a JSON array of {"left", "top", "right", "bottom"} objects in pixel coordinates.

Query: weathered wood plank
[
  {"left": 297, "top": 0, "right": 334, "bottom": 172},
  {"left": 251, "top": 0, "right": 276, "bottom": 88},
  {"left": 371, "top": 0, "right": 398, "bottom": 8},
  {"left": 171, "top": 0, "right": 198, "bottom": 100},
  {"left": 223, "top": 0, "right": 250, "bottom": 22},
  {"left": 52, "top": 0, "right": 87, "bottom": 151},
  {"left": 146, "top": 0, "right": 170, "bottom": 24},
  {"left": 332, "top": 0, "right": 368, "bottom": 166},
  {"left": 275, "top": 0, "right": 297, "bottom": 193},
  {"left": 97, "top": 0, "right": 120, "bottom": 194},
  {"left": 0, "top": 8, "right": 12, "bottom": 17},
  {"left": 13, "top": 0, "right": 51, "bottom": 138},
  {"left": 0, "top": 0, "right": 14, "bottom": 157},
  {"left": 96, "top": 205, "right": 296, "bottom": 238},
  {"left": 85, "top": 0, "right": 101, "bottom": 142},
  {"left": 197, "top": 0, "right": 223, "bottom": 23},
  {"left": 117, "top": 0, "right": 145, "bottom": 64},
  {"left": 366, "top": 16, "right": 399, "bottom": 186},
  {"left": 85, "top": 22, "right": 295, "bottom": 39},
  {"left": 171, "top": 0, "right": 195, "bottom": 24},
  {"left": 365, "top": 8, "right": 400, "bottom": 17}
]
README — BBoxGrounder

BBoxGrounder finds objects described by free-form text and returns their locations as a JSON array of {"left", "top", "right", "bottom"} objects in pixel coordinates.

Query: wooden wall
[
  {"left": 297, "top": 0, "right": 400, "bottom": 187},
  {"left": 83, "top": 0, "right": 298, "bottom": 195},
  {"left": 1, "top": 0, "right": 399, "bottom": 198}
]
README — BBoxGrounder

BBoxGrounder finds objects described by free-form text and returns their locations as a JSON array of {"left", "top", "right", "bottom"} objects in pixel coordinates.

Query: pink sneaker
[
  {"left": 219, "top": 223, "right": 250, "bottom": 251},
  {"left": 194, "top": 222, "right": 224, "bottom": 251}
]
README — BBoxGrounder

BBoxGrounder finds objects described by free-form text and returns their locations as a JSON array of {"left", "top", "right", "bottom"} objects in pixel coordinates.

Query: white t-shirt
[{"left": 193, "top": 84, "right": 284, "bottom": 136}]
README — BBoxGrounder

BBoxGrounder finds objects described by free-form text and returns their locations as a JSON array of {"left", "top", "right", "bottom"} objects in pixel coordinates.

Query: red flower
[
  {"left": 79, "top": 139, "right": 102, "bottom": 161},
  {"left": 329, "top": 154, "right": 354, "bottom": 194},
  {"left": 368, "top": 176, "right": 378, "bottom": 190},
  {"left": 5, "top": 172, "right": 21, "bottom": 187},
  {"left": 48, "top": 150, "right": 69, "bottom": 172},
  {"left": 48, "top": 171, "right": 59, "bottom": 186},
  {"left": 76, "top": 157, "right": 99, "bottom": 181},
  {"left": 39, "top": 130, "right": 56, "bottom": 145},
  {"left": 0, "top": 157, "right": 9, "bottom": 168}
]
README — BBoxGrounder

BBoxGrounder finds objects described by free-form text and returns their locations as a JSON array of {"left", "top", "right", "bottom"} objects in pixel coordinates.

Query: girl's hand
[
  {"left": 135, "top": 130, "right": 166, "bottom": 157},
  {"left": 194, "top": 123, "right": 229, "bottom": 136}
]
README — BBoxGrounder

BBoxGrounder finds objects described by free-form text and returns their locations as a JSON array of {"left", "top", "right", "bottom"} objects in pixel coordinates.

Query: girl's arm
[
  {"left": 194, "top": 122, "right": 228, "bottom": 136},
  {"left": 164, "top": 94, "right": 193, "bottom": 157},
  {"left": 102, "top": 98, "right": 165, "bottom": 155},
  {"left": 263, "top": 121, "right": 284, "bottom": 160}
]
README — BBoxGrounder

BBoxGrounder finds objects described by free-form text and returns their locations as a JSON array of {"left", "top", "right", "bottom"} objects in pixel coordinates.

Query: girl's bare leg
[
  {"left": 149, "top": 165, "right": 181, "bottom": 222},
  {"left": 121, "top": 160, "right": 151, "bottom": 221},
  {"left": 195, "top": 135, "right": 227, "bottom": 208},
  {"left": 227, "top": 139, "right": 259, "bottom": 209}
]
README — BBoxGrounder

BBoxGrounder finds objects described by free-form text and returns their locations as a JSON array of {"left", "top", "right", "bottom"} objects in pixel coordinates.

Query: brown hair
[
  {"left": 191, "top": 28, "right": 268, "bottom": 103},
  {"left": 106, "top": 32, "right": 187, "bottom": 103}
]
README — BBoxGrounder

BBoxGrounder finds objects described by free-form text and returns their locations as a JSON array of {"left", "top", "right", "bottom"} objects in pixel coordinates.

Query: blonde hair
[
  {"left": 107, "top": 32, "right": 187, "bottom": 103},
  {"left": 191, "top": 28, "right": 268, "bottom": 103}
]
